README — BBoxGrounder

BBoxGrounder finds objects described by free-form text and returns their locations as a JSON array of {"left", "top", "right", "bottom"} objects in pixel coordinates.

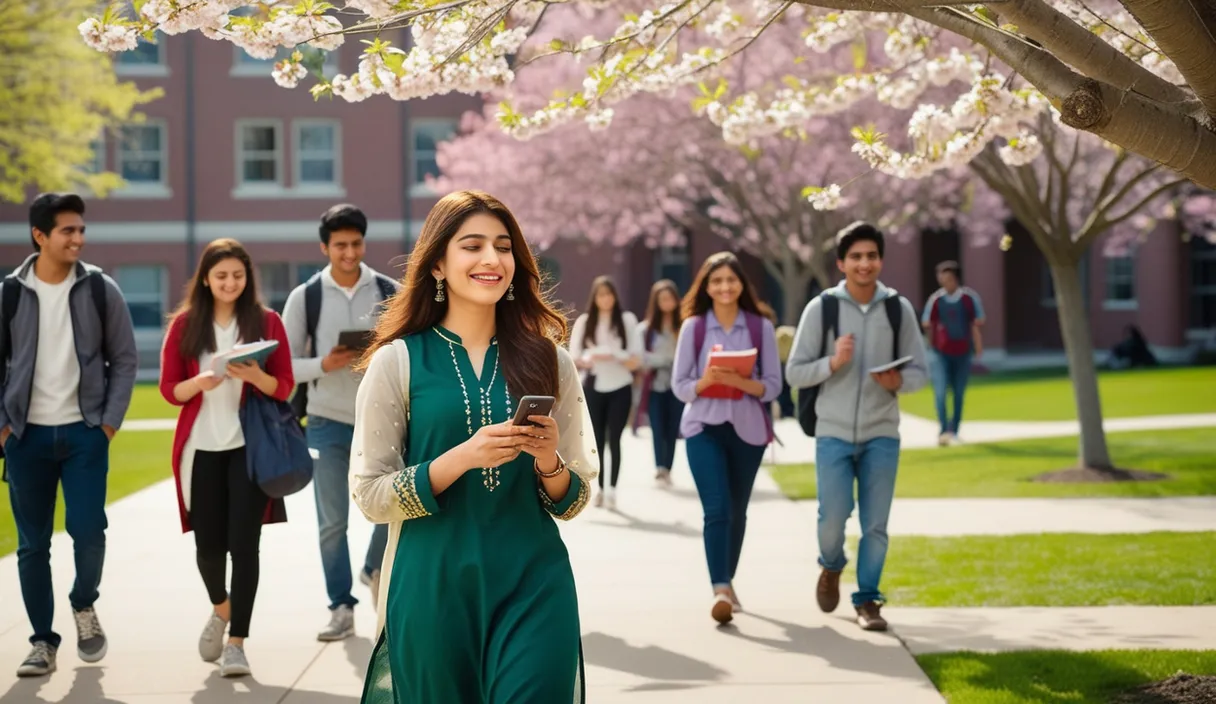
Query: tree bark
[{"left": 1047, "top": 258, "right": 1114, "bottom": 470}]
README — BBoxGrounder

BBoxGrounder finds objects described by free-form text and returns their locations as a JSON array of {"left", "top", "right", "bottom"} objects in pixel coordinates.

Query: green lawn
[
  {"left": 769, "top": 427, "right": 1216, "bottom": 499},
  {"left": 877, "top": 532, "right": 1216, "bottom": 607},
  {"left": 125, "top": 382, "right": 176, "bottom": 420},
  {"left": 0, "top": 431, "right": 173, "bottom": 557},
  {"left": 899, "top": 365, "right": 1216, "bottom": 421},
  {"left": 917, "top": 650, "right": 1216, "bottom": 704}
]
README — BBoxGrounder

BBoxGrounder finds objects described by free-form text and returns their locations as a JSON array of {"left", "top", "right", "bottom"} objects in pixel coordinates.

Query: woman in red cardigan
[{"left": 158, "top": 238, "right": 293, "bottom": 679}]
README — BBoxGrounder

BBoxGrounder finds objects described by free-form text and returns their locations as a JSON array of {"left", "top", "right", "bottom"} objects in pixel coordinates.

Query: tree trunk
[
  {"left": 779, "top": 269, "right": 814, "bottom": 325},
  {"left": 1047, "top": 259, "right": 1114, "bottom": 470}
]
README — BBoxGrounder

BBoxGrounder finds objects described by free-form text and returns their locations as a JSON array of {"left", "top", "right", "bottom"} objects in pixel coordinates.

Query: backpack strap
[
  {"left": 692, "top": 314, "right": 707, "bottom": 366},
  {"left": 373, "top": 273, "right": 397, "bottom": 302},
  {"left": 303, "top": 274, "right": 323, "bottom": 358},
  {"left": 0, "top": 280, "right": 19, "bottom": 387},
  {"left": 883, "top": 295, "right": 903, "bottom": 360},
  {"left": 745, "top": 312, "right": 764, "bottom": 377},
  {"left": 820, "top": 294, "right": 839, "bottom": 360},
  {"left": 89, "top": 273, "right": 107, "bottom": 354}
]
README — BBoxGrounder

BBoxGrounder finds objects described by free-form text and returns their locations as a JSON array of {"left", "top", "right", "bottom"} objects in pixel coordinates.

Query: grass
[
  {"left": 898, "top": 365, "right": 1216, "bottom": 421},
  {"left": 917, "top": 650, "right": 1216, "bottom": 704},
  {"left": 125, "top": 382, "right": 176, "bottom": 420},
  {"left": 0, "top": 431, "right": 173, "bottom": 557},
  {"left": 768, "top": 427, "right": 1216, "bottom": 499},
  {"left": 875, "top": 532, "right": 1216, "bottom": 608}
]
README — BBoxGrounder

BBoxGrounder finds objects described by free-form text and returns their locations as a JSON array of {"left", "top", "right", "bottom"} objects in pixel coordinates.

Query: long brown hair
[
  {"left": 583, "top": 275, "right": 627, "bottom": 346},
  {"left": 643, "top": 279, "right": 682, "bottom": 336},
  {"left": 358, "top": 190, "right": 568, "bottom": 399},
  {"left": 170, "top": 238, "right": 265, "bottom": 359},
  {"left": 680, "top": 251, "right": 775, "bottom": 322}
]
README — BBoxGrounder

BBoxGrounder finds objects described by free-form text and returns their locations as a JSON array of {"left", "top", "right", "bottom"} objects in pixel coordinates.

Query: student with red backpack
[{"left": 921, "top": 260, "right": 985, "bottom": 446}]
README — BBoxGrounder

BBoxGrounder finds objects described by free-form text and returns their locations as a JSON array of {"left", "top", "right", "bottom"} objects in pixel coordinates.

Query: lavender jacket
[{"left": 672, "top": 311, "right": 783, "bottom": 447}]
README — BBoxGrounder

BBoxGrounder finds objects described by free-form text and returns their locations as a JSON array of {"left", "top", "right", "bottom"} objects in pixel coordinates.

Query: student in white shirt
[
  {"left": 569, "top": 276, "right": 642, "bottom": 508},
  {"left": 635, "top": 279, "right": 684, "bottom": 488}
]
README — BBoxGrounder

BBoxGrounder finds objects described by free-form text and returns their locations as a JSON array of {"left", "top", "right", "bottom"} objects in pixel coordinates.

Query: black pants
[
  {"left": 191, "top": 447, "right": 269, "bottom": 639},
  {"left": 585, "top": 385, "right": 632, "bottom": 488}
]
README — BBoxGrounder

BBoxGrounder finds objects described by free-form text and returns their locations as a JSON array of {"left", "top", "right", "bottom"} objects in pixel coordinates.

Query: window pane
[
  {"left": 300, "top": 159, "right": 334, "bottom": 183},
  {"left": 415, "top": 155, "right": 439, "bottom": 183},
  {"left": 297, "top": 263, "right": 324, "bottom": 283},
  {"left": 119, "top": 40, "right": 160, "bottom": 65},
  {"left": 242, "top": 126, "right": 276, "bottom": 151},
  {"left": 122, "top": 126, "right": 160, "bottom": 152},
  {"left": 84, "top": 139, "right": 104, "bottom": 174},
  {"left": 299, "top": 125, "right": 334, "bottom": 151},
  {"left": 243, "top": 159, "right": 277, "bottom": 182},
  {"left": 127, "top": 302, "right": 164, "bottom": 328},
  {"left": 122, "top": 159, "right": 161, "bottom": 182},
  {"left": 114, "top": 266, "right": 164, "bottom": 329}
]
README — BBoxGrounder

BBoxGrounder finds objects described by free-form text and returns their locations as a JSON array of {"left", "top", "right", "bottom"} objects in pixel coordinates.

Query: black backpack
[
  {"left": 1, "top": 273, "right": 107, "bottom": 462},
  {"left": 290, "top": 272, "right": 397, "bottom": 420},
  {"left": 796, "top": 293, "right": 903, "bottom": 437}
]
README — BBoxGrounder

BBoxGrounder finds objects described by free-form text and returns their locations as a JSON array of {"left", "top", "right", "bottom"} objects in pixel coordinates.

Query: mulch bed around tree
[
  {"left": 1033, "top": 466, "right": 1169, "bottom": 483},
  {"left": 1112, "top": 674, "right": 1216, "bottom": 703}
]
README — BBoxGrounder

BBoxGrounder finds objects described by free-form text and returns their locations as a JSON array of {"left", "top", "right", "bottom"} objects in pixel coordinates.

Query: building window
[
  {"left": 237, "top": 121, "right": 283, "bottom": 187},
  {"left": 114, "top": 265, "right": 166, "bottom": 329},
  {"left": 233, "top": 44, "right": 337, "bottom": 76},
  {"left": 1104, "top": 255, "right": 1136, "bottom": 308},
  {"left": 296, "top": 263, "right": 324, "bottom": 285},
  {"left": 258, "top": 263, "right": 292, "bottom": 313},
  {"left": 116, "top": 36, "right": 165, "bottom": 75},
  {"left": 85, "top": 137, "right": 105, "bottom": 174},
  {"left": 294, "top": 121, "right": 340, "bottom": 186},
  {"left": 1190, "top": 236, "right": 1216, "bottom": 330},
  {"left": 116, "top": 123, "right": 167, "bottom": 186},
  {"left": 654, "top": 240, "right": 691, "bottom": 292},
  {"left": 410, "top": 119, "right": 457, "bottom": 194}
]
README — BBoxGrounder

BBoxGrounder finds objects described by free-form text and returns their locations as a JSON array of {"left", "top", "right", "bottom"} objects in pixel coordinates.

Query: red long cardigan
[{"left": 159, "top": 309, "right": 294, "bottom": 533}]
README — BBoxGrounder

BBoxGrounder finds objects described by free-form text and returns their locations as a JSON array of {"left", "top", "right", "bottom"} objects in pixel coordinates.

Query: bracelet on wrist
[{"left": 534, "top": 454, "right": 566, "bottom": 478}]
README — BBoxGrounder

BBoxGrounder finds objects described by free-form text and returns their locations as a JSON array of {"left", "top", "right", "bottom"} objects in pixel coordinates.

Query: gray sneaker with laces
[
  {"left": 73, "top": 607, "right": 107, "bottom": 663},
  {"left": 198, "top": 612, "right": 228, "bottom": 663},
  {"left": 219, "top": 643, "right": 251, "bottom": 678},
  {"left": 317, "top": 604, "right": 355, "bottom": 642},
  {"left": 16, "top": 642, "right": 57, "bottom": 677}
]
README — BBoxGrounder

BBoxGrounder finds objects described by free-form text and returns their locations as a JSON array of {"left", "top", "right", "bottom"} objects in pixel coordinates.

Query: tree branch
[
  {"left": 1117, "top": 0, "right": 1216, "bottom": 120},
  {"left": 1101, "top": 177, "right": 1188, "bottom": 229}
]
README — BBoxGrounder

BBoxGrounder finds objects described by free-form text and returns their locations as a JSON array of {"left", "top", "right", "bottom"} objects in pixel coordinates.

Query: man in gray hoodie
[
  {"left": 785, "top": 222, "right": 928, "bottom": 632},
  {"left": 0, "top": 193, "right": 138, "bottom": 677},
  {"left": 282, "top": 204, "right": 399, "bottom": 642}
]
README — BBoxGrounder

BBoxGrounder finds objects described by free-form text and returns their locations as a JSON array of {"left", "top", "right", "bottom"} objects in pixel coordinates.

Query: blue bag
[{"left": 239, "top": 391, "right": 313, "bottom": 498}]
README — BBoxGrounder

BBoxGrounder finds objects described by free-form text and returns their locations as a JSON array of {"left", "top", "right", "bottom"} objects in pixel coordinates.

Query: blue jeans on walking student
[
  {"left": 932, "top": 352, "right": 973, "bottom": 435},
  {"left": 685, "top": 423, "right": 767, "bottom": 588},
  {"left": 4, "top": 422, "right": 110, "bottom": 647},
  {"left": 647, "top": 389, "right": 684, "bottom": 471},
  {"left": 307, "top": 416, "right": 388, "bottom": 611},
  {"left": 815, "top": 436, "right": 900, "bottom": 607}
]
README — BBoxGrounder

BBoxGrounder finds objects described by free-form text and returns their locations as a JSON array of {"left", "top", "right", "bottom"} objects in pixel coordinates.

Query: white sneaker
[
  {"left": 317, "top": 604, "right": 355, "bottom": 642},
  {"left": 937, "top": 433, "right": 950, "bottom": 447},
  {"left": 219, "top": 643, "right": 251, "bottom": 678},
  {"left": 16, "top": 642, "right": 56, "bottom": 677},
  {"left": 594, "top": 491, "right": 605, "bottom": 508},
  {"left": 605, "top": 488, "right": 617, "bottom": 510},
  {"left": 198, "top": 612, "right": 228, "bottom": 663}
]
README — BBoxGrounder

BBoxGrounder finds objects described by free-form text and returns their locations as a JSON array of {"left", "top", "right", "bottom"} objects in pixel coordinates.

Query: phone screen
[{"left": 512, "top": 396, "right": 556, "bottom": 426}]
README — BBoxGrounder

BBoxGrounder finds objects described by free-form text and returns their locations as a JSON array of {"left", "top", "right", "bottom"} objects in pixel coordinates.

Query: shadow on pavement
[
  {"left": 666, "top": 487, "right": 789, "bottom": 505},
  {"left": 0, "top": 667, "right": 125, "bottom": 704},
  {"left": 190, "top": 671, "right": 360, "bottom": 703},
  {"left": 585, "top": 510, "right": 701, "bottom": 539},
  {"left": 582, "top": 631, "right": 726, "bottom": 689},
  {"left": 343, "top": 636, "right": 374, "bottom": 680}
]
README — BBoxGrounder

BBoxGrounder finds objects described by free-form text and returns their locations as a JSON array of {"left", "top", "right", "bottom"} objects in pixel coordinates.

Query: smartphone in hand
[{"left": 512, "top": 395, "right": 556, "bottom": 426}]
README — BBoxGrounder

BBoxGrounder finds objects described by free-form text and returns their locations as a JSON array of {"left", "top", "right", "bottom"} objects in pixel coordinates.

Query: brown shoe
[
  {"left": 856, "top": 601, "right": 888, "bottom": 631},
  {"left": 816, "top": 569, "right": 841, "bottom": 613},
  {"left": 711, "top": 593, "right": 734, "bottom": 625}
]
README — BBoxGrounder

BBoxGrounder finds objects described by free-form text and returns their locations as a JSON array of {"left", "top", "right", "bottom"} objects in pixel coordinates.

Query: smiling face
[
  {"left": 657, "top": 288, "right": 679, "bottom": 314},
  {"left": 706, "top": 264, "right": 743, "bottom": 308},
  {"left": 434, "top": 212, "right": 516, "bottom": 308},
  {"left": 34, "top": 211, "right": 85, "bottom": 268},
  {"left": 321, "top": 228, "right": 365, "bottom": 279},
  {"left": 594, "top": 284, "right": 617, "bottom": 313},
  {"left": 838, "top": 239, "right": 883, "bottom": 287},
  {"left": 205, "top": 256, "right": 248, "bottom": 307}
]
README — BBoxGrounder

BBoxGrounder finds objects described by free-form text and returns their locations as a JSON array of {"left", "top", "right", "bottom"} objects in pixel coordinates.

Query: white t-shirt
[
  {"left": 27, "top": 269, "right": 83, "bottom": 426},
  {"left": 571, "top": 311, "right": 642, "bottom": 393},
  {"left": 193, "top": 319, "right": 245, "bottom": 452}
]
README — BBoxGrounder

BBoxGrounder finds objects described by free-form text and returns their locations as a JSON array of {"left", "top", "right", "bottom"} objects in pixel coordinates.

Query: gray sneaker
[
  {"left": 73, "top": 607, "right": 107, "bottom": 663},
  {"left": 198, "top": 612, "right": 228, "bottom": 663},
  {"left": 219, "top": 643, "right": 251, "bottom": 678},
  {"left": 16, "top": 641, "right": 57, "bottom": 677},
  {"left": 317, "top": 604, "right": 355, "bottom": 642}
]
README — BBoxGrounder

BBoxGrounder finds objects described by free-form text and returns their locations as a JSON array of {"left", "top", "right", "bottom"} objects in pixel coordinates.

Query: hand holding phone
[{"left": 512, "top": 395, "right": 556, "bottom": 427}]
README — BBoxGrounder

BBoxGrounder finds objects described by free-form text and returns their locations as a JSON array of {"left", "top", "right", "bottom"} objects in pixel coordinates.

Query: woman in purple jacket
[{"left": 671, "top": 252, "right": 782, "bottom": 625}]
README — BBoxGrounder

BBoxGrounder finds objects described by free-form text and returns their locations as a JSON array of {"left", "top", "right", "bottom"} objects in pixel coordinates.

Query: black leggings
[
  {"left": 586, "top": 385, "right": 632, "bottom": 488},
  {"left": 191, "top": 447, "right": 269, "bottom": 639}
]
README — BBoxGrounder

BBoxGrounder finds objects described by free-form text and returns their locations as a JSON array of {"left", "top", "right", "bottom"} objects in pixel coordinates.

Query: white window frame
[
  {"left": 234, "top": 119, "right": 285, "bottom": 194},
  {"left": 409, "top": 118, "right": 458, "bottom": 196},
  {"left": 1102, "top": 254, "right": 1138, "bottom": 311},
  {"left": 115, "top": 36, "right": 168, "bottom": 77},
  {"left": 113, "top": 121, "right": 171, "bottom": 198},
  {"left": 292, "top": 119, "right": 343, "bottom": 193},
  {"left": 113, "top": 265, "right": 168, "bottom": 332}
]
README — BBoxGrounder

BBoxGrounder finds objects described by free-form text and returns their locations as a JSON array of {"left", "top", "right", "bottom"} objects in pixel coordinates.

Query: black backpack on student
[
  {"left": 796, "top": 293, "right": 903, "bottom": 437},
  {"left": 0, "top": 274, "right": 107, "bottom": 463},
  {"left": 290, "top": 272, "right": 398, "bottom": 421}
]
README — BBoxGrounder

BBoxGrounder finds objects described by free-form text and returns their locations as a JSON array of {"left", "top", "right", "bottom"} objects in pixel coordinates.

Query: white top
[
  {"left": 26, "top": 269, "right": 83, "bottom": 426},
  {"left": 193, "top": 319, "right": 245, "bottom": 452},
  {"left": 569, "top": 311, "right": 643, "bottom": 393}
]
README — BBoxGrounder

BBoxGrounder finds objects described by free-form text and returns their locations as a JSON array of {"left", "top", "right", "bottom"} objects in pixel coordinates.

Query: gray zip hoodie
[{"left": 785, "top": 281, "right": 928, "bottom": 443}]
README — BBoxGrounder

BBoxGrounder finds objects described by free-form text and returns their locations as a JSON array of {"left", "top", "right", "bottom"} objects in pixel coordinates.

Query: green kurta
[{"left": 361, "top": 327, "right": 587, "bottom": 704}]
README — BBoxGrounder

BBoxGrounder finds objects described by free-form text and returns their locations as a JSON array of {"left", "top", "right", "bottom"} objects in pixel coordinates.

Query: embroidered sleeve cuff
[
  {"left": 539, "top": 471, "right": 589, "bottom": 521},
  {"left": 391, "top": 461, "right": 440, "bottom": 520}
]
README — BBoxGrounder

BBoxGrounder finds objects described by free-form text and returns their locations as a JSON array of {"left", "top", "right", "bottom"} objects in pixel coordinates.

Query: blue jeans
[
  {"left": 307, "top": 416, "right": 388, "bottom": 610},
  {"left": 685, "top": 423, "right": 767, "bottom": 588},
  {"left": 647, "top": 389, "right": 683, "bottom": 471},
  {"left": 932, "top": 352, "right": 973, "bottom": 435},
  {"left": 815, "top": 436, "right": 900, "bottom": 606},
  {"left": 4, "top": 422, "right": 109, "bottom": 647}
]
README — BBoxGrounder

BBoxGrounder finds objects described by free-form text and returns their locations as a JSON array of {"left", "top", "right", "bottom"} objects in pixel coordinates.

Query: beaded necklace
[{"left": 434, "top": 327, "right": 512, "bottom": 491}]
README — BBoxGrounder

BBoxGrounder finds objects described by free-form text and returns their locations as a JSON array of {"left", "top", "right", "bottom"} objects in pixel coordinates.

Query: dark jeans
[
  {"left": 4, "top": 422, "right": 109, "bottom": 648},
  {"left": 931, "top": 352, "right": 973, "bottom": 435},
  {"left": 647, "top": 389, "right": 684, "bottom": 471},
  {"left": 685, "top": 423, "right": 766, "bottom": 588},
  {"left": 586, "top": 384, "right": 631, "bottom": 488},
  {"left": 191, "top": 447, "right": 269, "bottom": 639}
]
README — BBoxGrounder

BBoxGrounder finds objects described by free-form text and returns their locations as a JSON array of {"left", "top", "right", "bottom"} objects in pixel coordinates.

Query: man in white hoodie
[
  {"left": 785, "top": 222, "right": 928, "bottom": 632},
  {"left": 283, "top": 204, "right": 399, "bottom": 642}
]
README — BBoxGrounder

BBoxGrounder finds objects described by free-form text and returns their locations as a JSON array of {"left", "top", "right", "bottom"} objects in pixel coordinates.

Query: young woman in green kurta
[{"left": 349, "top": 190, "right": 598, "bottom": 704}]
